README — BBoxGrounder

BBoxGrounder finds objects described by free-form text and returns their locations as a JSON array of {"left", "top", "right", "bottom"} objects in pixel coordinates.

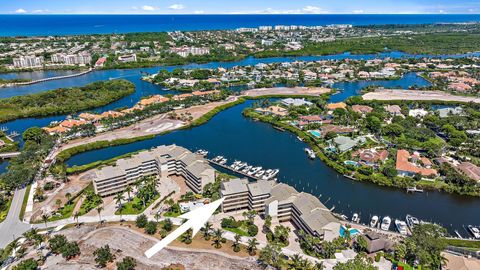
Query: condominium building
[
  {"left": 92, "top": 145, "right": 215, "bottom": 196},
  {"left": 51, "top": 52, "right": 92, "bottom": 65},
  {"left": 170, "top": 46, "right": 210, "bottom": 58},
  {"left": 220, "top": 179, "right": 340, "bottom": 241},
  {"left": 220, "top": 178, "right": 273, "bottom": 213},
  {"left": 13, "top": 55, "right": 44, "bottom": 68}
]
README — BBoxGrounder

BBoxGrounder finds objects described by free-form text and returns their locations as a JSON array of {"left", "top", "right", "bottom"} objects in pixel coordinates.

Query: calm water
[
  {"left": 65, "top": 100, "right": 479, "bottom": 233},
  {"left": 1, "top": 14, "right": 480, "bottom": 36},
  {"left": 1, "top": 52, "right": 478, "bottom": 234}
]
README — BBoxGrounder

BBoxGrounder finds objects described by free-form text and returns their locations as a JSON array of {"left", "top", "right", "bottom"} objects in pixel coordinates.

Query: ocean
[{"left": 1, "top": 14, "right": 479, "bottom": 36}]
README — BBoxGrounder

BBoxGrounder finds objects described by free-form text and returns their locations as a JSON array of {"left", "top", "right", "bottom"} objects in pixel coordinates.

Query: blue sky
[{"left": 2, "top": 0, "right": 480, "bottom": 14}]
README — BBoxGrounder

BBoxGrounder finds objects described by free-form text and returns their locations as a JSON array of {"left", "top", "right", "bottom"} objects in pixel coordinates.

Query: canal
[{"left": 0, "top": 52, "right": 479, "bottom": 233}]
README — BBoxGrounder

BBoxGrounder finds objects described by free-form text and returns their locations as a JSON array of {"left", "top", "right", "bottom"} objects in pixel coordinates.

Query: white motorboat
[
  {"left": 395, "top": 219, "right": 408, "bottom": 235},
  {"left": 406, "top": 214, "right": 420, "bottom": 230},
  {"left": 370, "top": 216, "right": 379, "bottom": 228},
  {"left": 304, "top": 148, "right": 316, "bottom": 159},
  {"left": 381, "top": 216, "right": 392, "bottom": 231},
  {"left": 255, "top": 170, "right": 266, "bottom": 177},
  {"left": 468, "top": 225, "right": 480, "bottom": 239},
  {"left": 219, "top": 158, "right": 228, "bottom": 165},
  {"left": 212, "top": 156, "right": 223, "bottom": 162},
  {"left": 352, "top": 213, "right": 359, "bottom": 223},
  {"left": 242, "top": 165, "right": 252, "bottom": 173},
  {"left": 195, "top": 149, "right": 209, "bottom": 156},
  {"left": 248, "top": 166, "right": 262, "bottom": 176},
  {"left": 230, "top": 160, "right": 241, "bottom": 168}
]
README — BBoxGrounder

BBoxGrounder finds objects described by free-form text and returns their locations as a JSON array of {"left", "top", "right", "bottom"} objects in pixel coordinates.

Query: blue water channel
[{"left": 0, "top": 52, "right": 478, "bottom": 234}]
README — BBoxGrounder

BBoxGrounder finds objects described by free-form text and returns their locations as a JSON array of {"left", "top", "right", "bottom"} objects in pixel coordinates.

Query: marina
[{"left": 209, "top": 153, "right": 279, "bottom": 181}]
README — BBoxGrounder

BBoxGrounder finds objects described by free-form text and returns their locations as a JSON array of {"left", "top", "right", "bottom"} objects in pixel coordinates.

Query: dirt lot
[
  {"left": 42, "top": 224, "right": 262, "bottom": 270},
  {"left": 363, "top": 89, "right": 480, "bottom": 103}
]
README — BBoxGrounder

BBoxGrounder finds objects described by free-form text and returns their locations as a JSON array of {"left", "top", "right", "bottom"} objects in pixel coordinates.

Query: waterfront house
[
  {"left": 79, "top": 112, "right": 102, "bottom": 123},
  {"left": 320, "top": 125, "right": 355, "bottom": 137},
  {"left": 139, "top": 95, "right": 170, "bottom": 107},
  {"left": 357, "top": 231, "right": 393, "bottom": 254},
  {"left": 255, "top": 105, "right": 288, "bottom": 117},
  {"left": 351, "top": 148, "right": 388, "bottom": 166},
  {"left": 329, "top": 135, "right": 366, "bottom": 153},
  {"left": 455, "top": 162, "right": 480, "bottom": 182},
  {"left": 281, "top": 98, "right": 313, "bottom": 107},
  {"left": 396, "top": 150, "right": 438, "bottom": 178}
]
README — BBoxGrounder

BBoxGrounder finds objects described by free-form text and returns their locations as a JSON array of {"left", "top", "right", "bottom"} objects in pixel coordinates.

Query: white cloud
[
  {"left": 169, "top": 4, "right": 185, "bottom": 10},
  {"left": 141, "top": 5, "right": 156, "bottom": 11},
  {"left": 302, "top": 6, "right": 327, "bottom": 14},
  {"left": 32, "top": 9, "right": 48, "bottom": 14},
  {"left": 15, "top": 8, "right": 27, "bottom": 14}
]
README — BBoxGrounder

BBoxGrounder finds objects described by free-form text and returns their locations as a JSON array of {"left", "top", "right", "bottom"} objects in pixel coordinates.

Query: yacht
[
  {"left": 236, "top": 162, "right": 247, "bottom": 171},
  {"left": 406, "top": 215, "right": 420, "bottom": 230},
  {"left": 381, "top": 216, "right": 392, "bottom": 231},
  {"left": 370, "top": 216, "right": 379, "bottom": 228},
  {"left": 255, "top": 170, "right": 266, "bottom": 178},
  {"left": 219, "top": 158, "right": 228, "bottom": 165},
  {"left": 467, "top": 225, "right": 480, "bottom": 239},
  {"left": 304, "top": 148, "right": 316, "bottom": 159},
  {"left": 212, "top": 156, "right": 223, "bottom": 162},
  {"left": 262, "top": 169, "right": 279, "bottom": 180},
  {"left": 395, "top": 219, "right": 408, "bottom": 235},
  {"left": 195, "top": 149, "right": 209, "bottom": 156},
  {"left": 248, "top": 166, "right": 262, "bottom": 176},
  {"left": 242, "top": 165, "right": 252, "bottom": 173},
  {"left": 352, "top": 213, "right": 359, "bottom": 223}
]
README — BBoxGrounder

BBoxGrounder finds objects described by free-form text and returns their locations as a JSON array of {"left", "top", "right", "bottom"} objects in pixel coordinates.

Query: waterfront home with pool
[{"left": 396, "top": 149, "right": 438, "bottom": 178}]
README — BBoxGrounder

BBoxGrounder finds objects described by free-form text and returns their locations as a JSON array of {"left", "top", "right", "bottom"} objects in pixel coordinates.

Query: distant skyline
[{"left": 2, "top": 0, "right": 480, "bottom": 15}]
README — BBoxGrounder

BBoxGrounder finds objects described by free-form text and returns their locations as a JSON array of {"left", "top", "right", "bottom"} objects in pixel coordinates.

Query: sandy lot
[
  {"left": 244, "top": 86, "right": 331, "bottom": 97},
  {"left": 42, "top": 225, "right": 261, "bottom": 270},
  {"left": 363, "top": 89, "right": 480, "bottom": 103}
]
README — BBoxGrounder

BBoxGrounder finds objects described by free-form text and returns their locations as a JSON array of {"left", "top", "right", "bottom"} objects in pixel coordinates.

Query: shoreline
[{"left": 363, "top": 89, "right": 480, "bottom": 104}]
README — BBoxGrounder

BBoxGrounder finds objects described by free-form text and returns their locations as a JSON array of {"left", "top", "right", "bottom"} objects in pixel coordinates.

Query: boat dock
[{"left": 207, "top": 157, "right": 278, "bottom": 182}]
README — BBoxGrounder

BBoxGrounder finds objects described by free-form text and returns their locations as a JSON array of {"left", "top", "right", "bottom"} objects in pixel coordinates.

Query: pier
[
  {"left": 2, "top": 68, "right": 93, "bottom": 87},
  {"left": 207, "top": 158, "right": 278, "bottom": 182},
  {"left": 0, "top": 152, "right": 20, "bottom": 159}
]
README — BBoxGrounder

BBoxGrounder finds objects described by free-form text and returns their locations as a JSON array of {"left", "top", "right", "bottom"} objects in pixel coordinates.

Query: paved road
[{"left": 0, "top": 188, "right": 32, "bottom": 248}]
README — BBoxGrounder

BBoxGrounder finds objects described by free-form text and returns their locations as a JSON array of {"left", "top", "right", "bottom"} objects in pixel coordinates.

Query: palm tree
[
  {"left": 96, "top": 206, "right": 104, "bottom": 224},
  {"left": 212, "top": 229, "right": 223, "bottom": 249},
  {"left": 125, "top": 185, "right": 133, "bottom": 201},
  {"left": 247, "top": 238, "right": 259, "bottom": 256},
  {"left": 154, "top": 211, "right": 161, "bottom": 223},
  {"left": 288, "top": 254, "right": 303, "bottom": 270},
  {"left": 202, "top": 222, "right": 212, "bottom": 241},
  {"left": 114, "top": 193, "right": 125, "bottom": 220},
  {"left": 232, "top": 234, "right": 241, "bottom": 252},
  {"left": 313, "top": 261, "right": 325, "bottom": 270},
  {"left": 41, "top": 214, "right": 49, "bottom": 228},
  {"left": 65, "top": 193, "right": 72, "bottom": 204},
  {"left": 74, "top": 212, "right": 80, "bottom": 227}
]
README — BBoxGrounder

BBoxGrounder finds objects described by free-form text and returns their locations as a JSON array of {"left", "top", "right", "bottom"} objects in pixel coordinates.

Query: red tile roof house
[
  {"left": 351, "top": 149, "right": 388, "bottom": 166},
  {"left": 351, "top": 105, "right": 373, "bottom": 116},
  {"left": 455, "top": 162, "right": 480, "bottom": 182},
  {"left": 396, "top": 150, "right": 438, "bottom": 178}
]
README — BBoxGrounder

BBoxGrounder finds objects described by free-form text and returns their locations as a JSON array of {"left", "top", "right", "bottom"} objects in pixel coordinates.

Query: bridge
[
  {"left": 2, "top": 68, "right": 93, "bottom": 87},
  {"left": 0, "top": 152, "right": 20, "bottom": 159}
]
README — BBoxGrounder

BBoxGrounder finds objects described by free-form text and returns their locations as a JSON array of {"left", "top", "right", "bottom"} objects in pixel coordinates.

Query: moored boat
[
  {"left": 395, "top": 219, "right": 408, "bottom": 235},
  {"left": 406, "top": 214, "right": 420, "bottom": 230},
  {"left": 370, "top": 216, "right": 379, "bottom": 228},
  {"left": 381, "top": 216, "right": 391, "bottom": 231}
]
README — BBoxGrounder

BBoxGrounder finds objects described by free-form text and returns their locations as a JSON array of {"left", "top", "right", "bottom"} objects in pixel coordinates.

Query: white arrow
[{"left": 144, "top": 197, "right": 224, "bottom": 258}]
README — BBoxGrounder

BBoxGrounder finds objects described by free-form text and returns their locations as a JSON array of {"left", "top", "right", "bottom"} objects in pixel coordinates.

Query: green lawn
[
  {"left": 223, "top": 227, "right": 250, "bottom": 237},
  {"left": 47, "top": 201, "right": 76, "bottom": 222},
  {"left": 18, "top": 184, "right": 31, "bottom": 221},
  {"left": 163, "top": 210, "right": 182, "bottom": 217},
  {"left": 116, "top": 194, "right": 160, "bottom": 215},
  {"left": 0, "top": 197, "right": 12, "bottom": 223},
  {"left": 442, "top": 238, "right": 480, "bottom": 249}
]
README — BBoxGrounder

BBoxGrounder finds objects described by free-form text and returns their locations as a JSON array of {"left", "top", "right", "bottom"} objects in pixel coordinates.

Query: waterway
[{"left": 0, "top": 52, "right": 478, "bottom": 234}]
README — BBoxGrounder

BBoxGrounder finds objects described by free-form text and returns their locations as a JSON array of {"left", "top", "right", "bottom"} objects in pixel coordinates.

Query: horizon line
[{"left": 1, "top": 13, "right": 479, "bottom": 15}]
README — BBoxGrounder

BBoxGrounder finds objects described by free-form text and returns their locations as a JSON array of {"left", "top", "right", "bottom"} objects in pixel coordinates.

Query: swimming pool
[
  {"left": 344, "top": 160, "right": 359, "bottom": 166},
  {"left": 308, "top": 130, "right": 321, "bottom": 138},
  {"left": 339, "top": 226, "right": 361, "bottom": 238}
]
